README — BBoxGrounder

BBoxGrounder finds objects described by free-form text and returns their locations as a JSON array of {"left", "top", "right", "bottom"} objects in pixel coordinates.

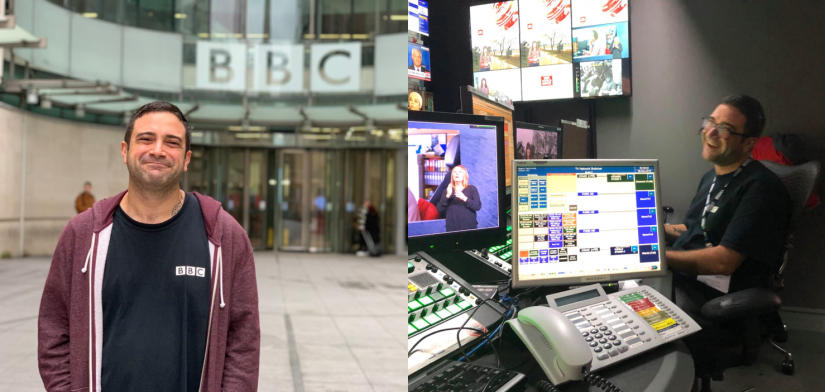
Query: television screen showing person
[
  {"left": 479, "top": 47, "right": 492, "bottom": 71},
  {"left": 409, "top": 91, "right": 423, "bottom": 111},
  {"left": 437, "top": 165, "right": 482, "bottom": 231},
  {"left": 480, "top": 78, "right": 489, "bottom": 94}
]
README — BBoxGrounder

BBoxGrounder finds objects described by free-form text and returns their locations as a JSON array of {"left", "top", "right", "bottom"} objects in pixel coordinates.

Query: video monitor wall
[
  {"left": 408, "top": 43, "right": 432, "bottom": 81},
  {"left": 470, "top": 0, "right": 631, "bottom": 102}
]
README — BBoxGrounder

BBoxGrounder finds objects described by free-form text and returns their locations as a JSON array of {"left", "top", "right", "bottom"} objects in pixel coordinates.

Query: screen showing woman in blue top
[{"left": 438, "top": 165, "right": 482, "bottom": 231}]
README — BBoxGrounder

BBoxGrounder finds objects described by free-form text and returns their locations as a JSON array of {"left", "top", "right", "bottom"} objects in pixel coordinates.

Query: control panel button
[
  {"left": 598, "top": 338, "right": 607, "bottom": 344},
  {"left": 603, "top": 331, "right": 612, "bottom": 336},
  {"left": 590, "top": 329, "right": 598, "bottom": 334},
  {"left": 618, "top": 345, "right": 629, "bottom": 353},
  {"left": 585, "top": 337, "right": 594, "bottom": 342},
  {"left": 612, "top": 340, "right": 621, "bottom": 346},
  {"left": 581, "top": 332, "right": 589, "bottom": 337},
  {"left": 595, "top": 334, "right": 603, "bottom": 338},
  {"left": 589, "top": 341, "right": 598, "bottom": 347},
  {"left": 608, "top": 336, "right": 617, "bottom": 341},
  {"left": 608, "top": 349, "right": 619, "bottom": 357},
  {"left": 597, "top": 353, "right": 609, "bottom": 360},
  {"left": 603, "top": 343, "right": 612, "bottom": 349},
  {"left": 593, "top": 347, "right": 603, "bottom": 353}
]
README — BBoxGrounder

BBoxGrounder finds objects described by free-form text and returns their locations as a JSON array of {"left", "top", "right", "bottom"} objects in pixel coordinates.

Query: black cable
[
  {"left": 407, "top": 326, "right": 485, "bottom": 358},
  {"left": 536, "top": 380, "right": 561, "bottom": 392},
  {"left": 583, "top": 372, "right": 623, "bottom": 392},
  {"left": 456, "top": 297, "right": 504, "bottom": 366}
]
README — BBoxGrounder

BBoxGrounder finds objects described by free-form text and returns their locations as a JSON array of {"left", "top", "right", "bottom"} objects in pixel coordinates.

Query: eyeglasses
[{"left": 699, "top": 118, "right": 748, "bottom": 139}]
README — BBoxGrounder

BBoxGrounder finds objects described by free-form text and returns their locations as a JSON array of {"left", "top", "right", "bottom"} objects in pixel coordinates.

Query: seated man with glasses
[{"left": 663, "top": 95, "right": 791, "bottom": 372}]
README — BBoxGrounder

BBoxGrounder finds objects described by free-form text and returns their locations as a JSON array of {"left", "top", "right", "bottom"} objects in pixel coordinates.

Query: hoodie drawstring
[
  {"left": 81, "top": 233, "right": 96, "bottom": 274},
  {"left": 218, "top": 247, "right": 225, "bottom": 309}
]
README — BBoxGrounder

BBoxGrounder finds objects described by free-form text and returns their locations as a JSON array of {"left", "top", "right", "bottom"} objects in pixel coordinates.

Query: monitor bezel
[
  {"left": 408, "top": 111, "right": 508, "bottom": 253},
  {"left": 510, "top": 159, "right": 667, "bottom": 288},
  {"left": 513, "top": 121, "right": 564, "bottom": 160}
]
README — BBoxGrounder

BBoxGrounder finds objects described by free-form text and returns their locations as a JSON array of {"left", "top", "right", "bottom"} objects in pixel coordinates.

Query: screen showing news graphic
[
  {"left": 408, "top": 121, "right": 500, "bottom": 237},
  {"left": 571, "top": 0, "right": 628, "bottom": 28},
  {"left": 520, "top": 0, "right": 572, "bottom": 67},
  {"left": 572, "top": 22, "right": 629, "bottom": 62},
  {"left": 515, "top": 128, "right": 561, "bottom": 160},
  {"left": 521, "top": 63, "right": 574, "bottom": 101},
  {"left": 470, "top": 1, "right": 521, "bottom": 72},
  {"left": 575, "top": 60, "right": 622, "bottom": 97},
  {"left": 408, "top": 44, "right": 432, "bottom": 81},
  {"left": 474, "top": 68, "right": 522, "bottom": 102},
  {"left": 408, "top": 0, "right": 429, "bottom": 36}
]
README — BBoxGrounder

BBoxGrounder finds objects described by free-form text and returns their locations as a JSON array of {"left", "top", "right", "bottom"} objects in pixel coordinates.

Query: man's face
[
  {"left": 409, "top": 93, "right": 422, "bottom": 111},
  {"left": 121, "top": 112, "right": 191, "bottom": 193},
  {"left": 412, "top": 49, "right": 422, "bottom": 68},
  {"left": 701, "top": 104, "right": 752, "bottom": 166},
  {"left": 84, "top": 184, "right": 91, "bottom": 193}
]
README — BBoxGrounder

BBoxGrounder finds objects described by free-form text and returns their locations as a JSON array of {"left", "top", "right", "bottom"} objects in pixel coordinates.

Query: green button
[
  {"left": 408, "top": 262, "right": 414, "bottom": 273},
  {"left": 424, "top": 314, "right": 441, "bottom": 324},
  {"left": 408, "top": 301, "right": 423, "bottom": 311},
  {"left": 446, "top": 305, "right": 462, "bottom": 314},
  {"left": 418, "top": 296, "right": 434, "bottom": 306},
  {"left": 458, "top": 301, "right": 472, "bottom": 310},
  {"left": 440, "top": 288, "right": 455, "bottom": 298},
  {"left": 412, "top": 319, "right": 429, "bottom": 330},
  {"left": 436, "top": 309, "right": 452, "bottom": 319},
  {"left": 408, "top": 324, "right": 417, "bottom": 336},
  {"left": 454, "top": 295, "right": 463, "bottom": 303}
]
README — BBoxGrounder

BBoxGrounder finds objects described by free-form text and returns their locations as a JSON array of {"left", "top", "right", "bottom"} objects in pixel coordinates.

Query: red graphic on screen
[
  {"left": 602, "top": 0, "right": 626, "bottom": 17},
  {"left": 478, "top": 30, "right": 484, "bottom": 35},
  {"left": 541, "top": 76, "right": 553, "bottom": 86},
  {"left": 545, "top": 0, "right": 570, "bottom": 24},
  {"left": 493, "top": 2, "right": 519, "bottom": 31}
]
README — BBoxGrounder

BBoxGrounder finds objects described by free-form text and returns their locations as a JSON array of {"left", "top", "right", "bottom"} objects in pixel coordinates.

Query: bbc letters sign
[
  {"left": 197, "top": 42, "right": 362, "bottom": 93},
  {"left": 196, "top": 42, "right": 247, "bottom": 92}
]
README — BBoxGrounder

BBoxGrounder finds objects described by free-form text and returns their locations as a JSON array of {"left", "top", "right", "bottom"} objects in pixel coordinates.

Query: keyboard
[{"left": 408, "top": 361, "right": 526, "bottom": 392}]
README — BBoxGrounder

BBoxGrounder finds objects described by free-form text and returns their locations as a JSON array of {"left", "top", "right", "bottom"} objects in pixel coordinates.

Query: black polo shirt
[
  {"left": 102, "top": 193, "right": 211, "bottom": 392},
  {"left": 672, "top": 160, "right": 791, "bottom": 301}
]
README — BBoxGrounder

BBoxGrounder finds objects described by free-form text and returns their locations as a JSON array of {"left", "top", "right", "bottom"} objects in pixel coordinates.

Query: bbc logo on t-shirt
[
  {"left": 541, "top": 76, "right": 553, "bottom": 86},
  {"left": 176, "top": 266, "right": 206, "bottom": 278}
]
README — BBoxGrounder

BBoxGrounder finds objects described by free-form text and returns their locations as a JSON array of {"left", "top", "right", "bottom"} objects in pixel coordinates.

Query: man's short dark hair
[
  {"left": 722, "top": 95, "right": 765, "bottom": 138},
  {"left": 84, "top": 181, "right": 91, "bottom": 187},
  {"left": 124, "top": 101, "right": 192, "bottom": 152}
]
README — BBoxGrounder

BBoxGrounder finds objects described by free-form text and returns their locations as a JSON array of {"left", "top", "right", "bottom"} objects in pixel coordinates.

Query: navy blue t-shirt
[{"left": 102, "top": 193, "right": 211, "bottom": 392}]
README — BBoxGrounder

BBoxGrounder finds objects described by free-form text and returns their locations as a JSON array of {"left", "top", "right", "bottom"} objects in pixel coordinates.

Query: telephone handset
[{"left": 505, "top": 306, "right": 592, "bottom": 385}]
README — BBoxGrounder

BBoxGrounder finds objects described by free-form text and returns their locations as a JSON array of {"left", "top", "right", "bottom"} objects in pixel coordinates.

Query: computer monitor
[
  {"left": 514, "top": 121, "right": 563, "bottom": 160},
  {"left": 408, "top": 111, "right": 507, "bottom": 253},
  {"left": 510, "top": 159, "right": 667, "bottom": 288}
]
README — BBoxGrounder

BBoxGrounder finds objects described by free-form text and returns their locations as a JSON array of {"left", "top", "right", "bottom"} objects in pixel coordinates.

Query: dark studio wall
[{"left": 428, "top": 0, "right": 825, "bottom": 309}]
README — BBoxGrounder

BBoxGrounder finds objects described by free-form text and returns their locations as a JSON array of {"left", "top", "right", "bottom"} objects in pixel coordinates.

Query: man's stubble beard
[{"left": 126, "top": 152, "right": 183, "bottom": 196}]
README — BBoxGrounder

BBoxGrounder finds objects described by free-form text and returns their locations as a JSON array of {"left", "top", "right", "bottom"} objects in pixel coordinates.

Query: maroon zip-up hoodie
[{"left": 38, "top": 191, "right": 260, "bottom": 392}]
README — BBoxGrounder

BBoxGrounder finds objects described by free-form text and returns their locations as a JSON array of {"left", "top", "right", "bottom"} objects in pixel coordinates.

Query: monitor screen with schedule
[{"left": 511, "top": 160, "right": 667, "bottom": 288}]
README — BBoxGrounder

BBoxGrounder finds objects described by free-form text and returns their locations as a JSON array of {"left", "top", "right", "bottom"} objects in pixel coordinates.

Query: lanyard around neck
[{"left": 700, "top": 158, "right": 752, "bottom": 247}]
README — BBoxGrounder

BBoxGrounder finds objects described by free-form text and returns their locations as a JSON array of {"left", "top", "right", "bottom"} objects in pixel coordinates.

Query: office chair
[{"left": 694, "top": 160, "right": 820, "bottom": 392}]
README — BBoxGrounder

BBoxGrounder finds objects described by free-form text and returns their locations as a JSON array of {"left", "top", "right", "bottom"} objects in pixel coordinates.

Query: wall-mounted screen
[
  {"left": 408, "top": 43, "right": 432, "bottom": 81},
  {"left": 470, "top": 0, "right": 631, "bottom": 102},
  {"left": 409, "top": 0, "right": 430, "bottom": 36}
]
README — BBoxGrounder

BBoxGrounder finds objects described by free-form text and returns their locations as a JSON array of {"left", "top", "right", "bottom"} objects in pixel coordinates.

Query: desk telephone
[{"left": 506, "top": 284, "right": 701, "bottom": 386}]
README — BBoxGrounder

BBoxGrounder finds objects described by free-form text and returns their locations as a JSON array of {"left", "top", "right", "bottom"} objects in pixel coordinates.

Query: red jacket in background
[{"left": 38, "top": 191, "right": 260, "bottom": 392}]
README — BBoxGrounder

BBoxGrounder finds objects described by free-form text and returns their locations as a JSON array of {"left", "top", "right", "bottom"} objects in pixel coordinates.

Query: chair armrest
[{"left": 701, "top": 288, "right": 781, "bottom": 321}]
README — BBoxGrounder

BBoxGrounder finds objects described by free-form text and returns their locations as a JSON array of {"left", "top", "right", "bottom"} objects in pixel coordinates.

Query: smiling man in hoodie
[{"left": 38, "top": 101, "right": 260, "bottom": 392}]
